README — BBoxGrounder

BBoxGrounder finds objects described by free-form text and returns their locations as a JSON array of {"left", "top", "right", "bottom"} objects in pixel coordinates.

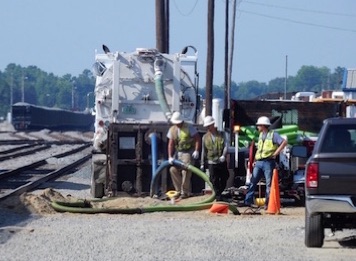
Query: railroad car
[{"left": 12, "top": 102, "right": 94, "bottom": 131}]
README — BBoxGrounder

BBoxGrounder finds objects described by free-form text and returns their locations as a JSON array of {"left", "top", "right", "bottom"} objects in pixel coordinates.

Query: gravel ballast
[{"left": 0, "top": 122, "right": 355, "bottom": 260}]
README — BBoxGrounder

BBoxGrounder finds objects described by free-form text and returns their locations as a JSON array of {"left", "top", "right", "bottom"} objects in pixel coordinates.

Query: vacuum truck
[{"left": 90, "top": 46, "right": 202, "bottom": 198}]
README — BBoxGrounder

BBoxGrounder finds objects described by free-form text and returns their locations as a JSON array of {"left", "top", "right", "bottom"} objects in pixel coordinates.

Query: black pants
[{"left": 208, "top": 162, "right": 229, "bottom": 199}]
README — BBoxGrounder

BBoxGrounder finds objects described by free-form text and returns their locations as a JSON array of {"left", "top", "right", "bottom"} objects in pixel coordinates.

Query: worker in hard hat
[
  {"left": 244, "top": 116, "right": 287, "bottom": 209},
  {"left": 167, "top": 111, "right": 201, "bottom": 199},
  {"left": 200, "top": 116, "right": 229, "bottom": 201}
]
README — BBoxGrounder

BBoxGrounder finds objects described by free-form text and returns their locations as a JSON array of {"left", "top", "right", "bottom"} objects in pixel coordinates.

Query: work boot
[{"left": 174, "top": 192, "right": 181, "bottom": 199}]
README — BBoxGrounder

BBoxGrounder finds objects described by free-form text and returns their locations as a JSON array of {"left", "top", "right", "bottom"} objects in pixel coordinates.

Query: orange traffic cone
[
  {"left": 209, "top": 202, "right": 229, "bottom": 214},
  {"left": 266, "top": 169, "right": 281, "bottom": 214}
]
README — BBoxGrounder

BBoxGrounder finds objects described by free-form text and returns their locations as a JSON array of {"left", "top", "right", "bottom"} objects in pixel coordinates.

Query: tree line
[
  {"left": 0, "top": 63, "right": 345, "bottom": 119},
  {"left": 200, "top": 65, "right": 345, "bottom": 100},
  {"left": 0, "top": 64, "right": 95, "bottom": 119}
]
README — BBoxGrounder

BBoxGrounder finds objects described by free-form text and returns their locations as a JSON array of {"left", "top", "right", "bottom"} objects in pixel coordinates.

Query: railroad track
[
  {"left": 0, "top": 139, "right": 91, "bottom": 145},
  {"left": 0, "top": 144, "right": 51, "bottom": 161},
  {"left": 0, "top": 130, "right": 92, "bottom": 145},
  {"left": 0, "top": 141, "right": 91, "bottom": 162},
  {"left": 0, "top": 144, "right": 42, "bottom": 154},
  {"left": 0, "top": 143, "right": 92, "bottom": 201}
]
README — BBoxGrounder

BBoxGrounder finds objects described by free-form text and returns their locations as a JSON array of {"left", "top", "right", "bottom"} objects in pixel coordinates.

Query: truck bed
[{"left": 305, "top": 117, "right": 356, "bottom": 247}]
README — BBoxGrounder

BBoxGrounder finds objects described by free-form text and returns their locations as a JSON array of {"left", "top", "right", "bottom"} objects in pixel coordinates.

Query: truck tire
[{"left": 305, "top": 209, "right": 324, "bottom": 248}]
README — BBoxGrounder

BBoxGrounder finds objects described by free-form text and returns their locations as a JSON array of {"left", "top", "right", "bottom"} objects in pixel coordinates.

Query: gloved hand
[
  {"left": 219, "top": 155, "right": 226, "bottom": 162},
  {"left": 200, "top": 165, "right": 205, "bottom": 171},
  {"left": 168, "top": 157, "right": 174, "bottom": 165},
  {"left": 192, "top": 150, "right": 199, "bottom": 159}
]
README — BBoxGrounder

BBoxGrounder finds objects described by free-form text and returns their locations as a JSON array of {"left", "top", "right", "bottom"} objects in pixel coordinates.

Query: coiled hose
[{"left": 51, "top": 159, "right": 239, "bottom": 215}]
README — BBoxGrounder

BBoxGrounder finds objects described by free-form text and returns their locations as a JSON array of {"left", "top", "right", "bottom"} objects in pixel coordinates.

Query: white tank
[
  {"left": 91, "top": 47, "right": 199, "bottom": 150},
  {"left": 212, "top": 98, "right": 223, "bottom": 131}
]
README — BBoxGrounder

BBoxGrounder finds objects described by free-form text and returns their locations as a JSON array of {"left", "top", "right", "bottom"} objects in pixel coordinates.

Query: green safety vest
[
  {"left": 255, "top": 131, "right": 278, "bottom": 160},
  {"left": 170, "top": 123, "right": 194, "bottom": 152},
  {"left": 204, "top": 131, "right": 225, "bottom": 161}
]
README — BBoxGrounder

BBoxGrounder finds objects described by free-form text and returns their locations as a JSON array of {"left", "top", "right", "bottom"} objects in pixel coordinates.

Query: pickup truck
[{"left": 304, "top": 117, "right": 356, "bottom": 248}]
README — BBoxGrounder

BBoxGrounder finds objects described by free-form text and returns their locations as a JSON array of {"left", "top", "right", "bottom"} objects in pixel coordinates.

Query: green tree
[
  {"left": 268, "top": 77, "right": 285, "bottom": 93},
  {"left": 292, "top": 65, "right": 330, "bottom": 92},
  {"left": 232, "top": 81, "right": 267, "bottom": 99},
  {"left": 0, "top": 62, "right": 349, "bottom": 119},
  {"left": 75, "top": 69, "right": 95, "bottom": 109},
  {"left": 330, "top": 66, "right": 344, "bottom": 90}
]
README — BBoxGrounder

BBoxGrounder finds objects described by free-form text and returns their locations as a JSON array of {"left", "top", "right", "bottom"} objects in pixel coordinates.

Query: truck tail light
[{"left": 306, "top": 162, "right": 319, "bottom": 188}]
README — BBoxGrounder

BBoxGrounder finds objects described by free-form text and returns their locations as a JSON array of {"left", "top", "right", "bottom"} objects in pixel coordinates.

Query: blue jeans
[{"left": 244, "top": 159, "right": 275, "bottom": 206}]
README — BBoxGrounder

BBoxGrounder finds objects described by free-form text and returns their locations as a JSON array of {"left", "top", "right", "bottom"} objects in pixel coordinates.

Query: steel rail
[
  {"left": 0, "top": 144, "right": 51, "bottom": 161},
  {"left": 0, "top": 144, "right": 91, "bottom": 181},
  {"left": 0, "top": 140, "right": 91, "bottom": 145},
  {"left": 0, "top": 153, "right": 91, "bottom": 201}
]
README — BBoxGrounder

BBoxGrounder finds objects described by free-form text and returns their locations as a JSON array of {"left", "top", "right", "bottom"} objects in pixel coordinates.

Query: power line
[
  {"left": 238, "top": 9, "right": 356, "bottom": 33},
  {"left": 243, "top": 0, "right": 356, "bottom": 18},
  {"left": 172, "top": 0, "right": 199, "bottom": 16}
]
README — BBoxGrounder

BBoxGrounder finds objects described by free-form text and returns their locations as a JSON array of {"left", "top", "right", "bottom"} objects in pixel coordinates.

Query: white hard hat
[
  {"left": 203, "top": 115, "right": 215, "bottom": 127},
  {"left": 256, "top": 116, "right": 271, "bottom": 126},
  {"left": 170, "top": 111, "right": 183, "bottom": 124}
]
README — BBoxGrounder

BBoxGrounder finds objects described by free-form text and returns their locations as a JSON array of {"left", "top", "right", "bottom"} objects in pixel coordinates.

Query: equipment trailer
[{"left": 223, "top": 96, "right": 356, "bottom": 205}]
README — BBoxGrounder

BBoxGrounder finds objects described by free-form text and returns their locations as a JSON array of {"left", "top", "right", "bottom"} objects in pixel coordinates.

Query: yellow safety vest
[
  {"left": 255, "top": 131, "right": 278, "bottom": 160},
  {"left": 204, "top": 131, "right": 225, "bottom": 161},
  {"left": 170, "top": 123, "right": 194, "bottom": 152}
]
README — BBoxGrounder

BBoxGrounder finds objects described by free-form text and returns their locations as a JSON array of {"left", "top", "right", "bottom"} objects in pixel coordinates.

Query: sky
[{"left": 1, "top": 0, "right": 356, "bottom": 85}]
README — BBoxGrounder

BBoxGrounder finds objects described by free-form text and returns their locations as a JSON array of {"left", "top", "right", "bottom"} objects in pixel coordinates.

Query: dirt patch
[
  {"left": 0, "top": 188, "right": 68, "bottom": 215},
  {"left": 0, "top": 188, "right": 304, "bottom": 216},
  {"left": 0, "top": 189, "right": 213, "bottom": 215}
]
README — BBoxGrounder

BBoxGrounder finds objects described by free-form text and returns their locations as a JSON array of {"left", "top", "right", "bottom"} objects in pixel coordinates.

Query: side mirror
[{"left": 291, "top": 145, "right": 308, "bottom": 158}]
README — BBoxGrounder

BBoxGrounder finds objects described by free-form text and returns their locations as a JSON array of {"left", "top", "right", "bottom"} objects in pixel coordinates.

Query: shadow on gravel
[
  {"left": 338, "top": 236, "right": 356, "bottom": 248},
  {"left": 0, "top": 201, "right": 39, "bottom": 244},
  {"left": 325, "top": 235, "right": 356, "bottom": 248},
  {"left": 39, "top": 180, "right": 90, "bottom": 191}
]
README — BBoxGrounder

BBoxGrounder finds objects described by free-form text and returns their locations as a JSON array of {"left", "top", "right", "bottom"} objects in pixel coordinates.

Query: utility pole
[
  {"left": 72, "top": 81, "right": 76, "bottom": 111},
  {"left": 21, "top": 74, "right": 27, "bottom": 103},
  {"left": 165, "top": 0, "right": 169, "bottom": 53},
  {"left": 224, "top": 0, "right": 229, "bottom": 110},
  {"left": 155, "top": 0, "right": 169, "bottom": 53},
  {"left": 227, "top": 0, "right": 237, "bottom": 110},
  {"left": 10, "top": 73, "right": 13, "bottom": 107},
  {"left": 285, "top": 55, "right": 288, "bottom": 100},
  {"left": 86, "top": 92, "right": 93, "bottom": 112},
  {"left": 205, "top": 0, "right": 214, "bottom": 116}
]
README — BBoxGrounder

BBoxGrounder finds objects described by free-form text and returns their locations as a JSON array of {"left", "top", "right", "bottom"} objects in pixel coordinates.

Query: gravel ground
[
  {"left": 1, "top": 162, "right": 356, "bottom": 261},
  {"left": 1, "top": 122, "right": 356, "bottom": 261}
]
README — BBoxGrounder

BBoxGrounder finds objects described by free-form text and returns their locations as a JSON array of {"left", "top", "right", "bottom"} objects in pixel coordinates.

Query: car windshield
[{"left": 320, "top": 124, "right": 356, "bottom": 153}]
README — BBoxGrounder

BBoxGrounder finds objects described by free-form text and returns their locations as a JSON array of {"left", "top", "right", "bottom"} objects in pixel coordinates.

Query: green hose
[
  {"left": 154, "top": 71, "right": 171, "bottom": 120},
  {"left": 50, "top": 160, "right": 239, "bottom": 215}
]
